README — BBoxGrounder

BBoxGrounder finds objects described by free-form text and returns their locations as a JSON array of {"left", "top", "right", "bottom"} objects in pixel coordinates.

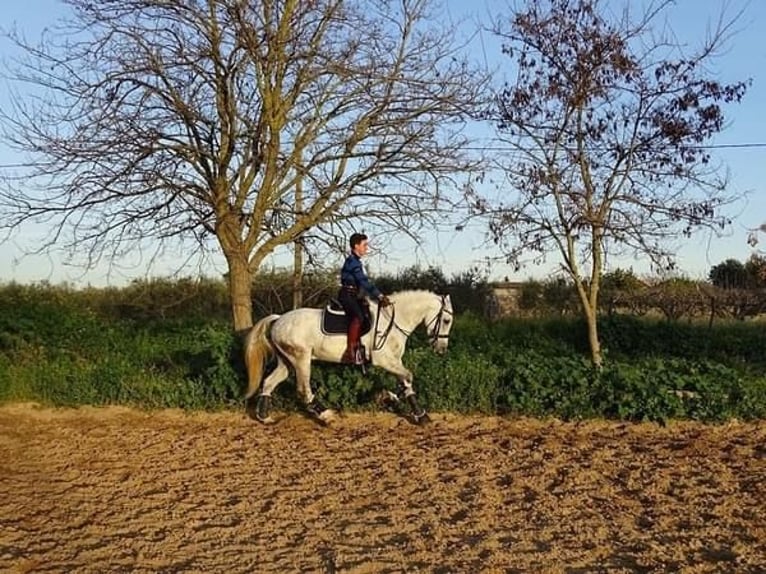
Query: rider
[{"left": 339, "top": 233, "right": 391, "bottom": 364}]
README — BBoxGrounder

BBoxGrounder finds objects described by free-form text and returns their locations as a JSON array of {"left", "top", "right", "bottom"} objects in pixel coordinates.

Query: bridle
[
  {"left": 373, "top": 294, "right": 452, "bottom": 350},
  {"left": 424, "top": 294, "right": 453, "bottom": 345}
]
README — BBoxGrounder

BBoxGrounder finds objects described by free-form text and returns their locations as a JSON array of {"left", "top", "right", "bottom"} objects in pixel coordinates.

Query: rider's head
[{"left": 350, "top": 233, "right": 369, "bottom": 256}]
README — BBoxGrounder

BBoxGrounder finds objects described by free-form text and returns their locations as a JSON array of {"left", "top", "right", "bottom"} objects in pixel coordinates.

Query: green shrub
[{"left": 1, "top": 281, "right": 765, "bottom": 421}]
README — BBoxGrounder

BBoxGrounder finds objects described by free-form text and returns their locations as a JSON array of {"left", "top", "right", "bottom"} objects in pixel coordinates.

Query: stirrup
[
  {"left": 341, "top": 347, "right": 361, "bottom": 365},
  {"left": 355, "top": 346, "right": 368, "bottom": 375}
]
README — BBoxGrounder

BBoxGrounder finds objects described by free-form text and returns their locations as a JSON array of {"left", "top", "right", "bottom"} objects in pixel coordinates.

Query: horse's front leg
[
  {"left": 294, "top": 352, "right": 337, "bottom": 425},
  {"left": 379, "top": 358, "right": 430, "bottom": 425}
]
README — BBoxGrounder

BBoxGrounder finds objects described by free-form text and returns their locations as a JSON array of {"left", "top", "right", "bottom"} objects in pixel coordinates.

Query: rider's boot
[{"left": 341, "top": 317, "right": 362, "bottom": 364}]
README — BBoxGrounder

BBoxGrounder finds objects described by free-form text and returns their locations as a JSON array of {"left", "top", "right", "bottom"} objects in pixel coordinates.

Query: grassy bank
[{"left": 1, "top": 282, "right": 765, "bottom": 422}]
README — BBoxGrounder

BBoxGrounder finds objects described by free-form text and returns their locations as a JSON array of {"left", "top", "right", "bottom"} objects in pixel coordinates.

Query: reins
[
  {"left": 373, "top": 303, "right": 397, "bottom": 351},
  {"left": 372, "top": 294, "right": 453, "bottom": 351}
]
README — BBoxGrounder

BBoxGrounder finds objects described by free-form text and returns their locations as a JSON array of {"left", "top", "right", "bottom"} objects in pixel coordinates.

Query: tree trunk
[
  {"left": 293, "top": 239, "right": 303, "bottom": 309},
  {"left": 584, "top": 306, "right": 602, "bottom": 368},
  {"left": 227, "top": 253, "right": 254, "bottom": 333},
  {"left": 292, "top": 173, "right": 304, "bottom": 309},
  {"left": 574, "top": 280, "right": 603, "bottom": 368}
]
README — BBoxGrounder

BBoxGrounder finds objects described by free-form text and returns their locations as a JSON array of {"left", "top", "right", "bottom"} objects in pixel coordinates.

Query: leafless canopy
[
  {"left": 0, "top": 0, "right": 487, "bottom": 277},
  {"left": 473, "top": 0, "right": 749, "bottom": 366},
  {"left": 478, "top": 0, "right": 749, "bottom": 274}
]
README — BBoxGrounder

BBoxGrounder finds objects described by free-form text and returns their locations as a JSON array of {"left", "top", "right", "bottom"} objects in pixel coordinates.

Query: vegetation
[
  {"left": 1, "top": 2, "right": 759, "bottom": 423},
  {"left": 1, "top": 276, "right": 764, "bottom": 424},
  {"left": 514, "top": 267, "right": 766, "bottom": 323},
  {"left": 709, "top": 254, "right": 766, "bottom": 290},
  {"left": 0, "top": 0, "right": 486, "bottom": 331},
  {"left": 0, "top": 0, "right": 752, "bottom": 349},
  {"left": 473, "top": 0, "right": 750, "bottom": 366}
]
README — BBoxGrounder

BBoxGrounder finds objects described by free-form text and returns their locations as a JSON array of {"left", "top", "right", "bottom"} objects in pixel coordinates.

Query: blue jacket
[{"left": 341, "top": 253, "right": 382, "bottom": 299}]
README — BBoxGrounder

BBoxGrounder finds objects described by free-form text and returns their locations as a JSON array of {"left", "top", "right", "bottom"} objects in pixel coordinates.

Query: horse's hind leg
[
  {"left": 246, "top": 357, "right": 290, "bottom": 424},
  {"left": 293, "top": 353, "right": 337, "bottom": 425}
]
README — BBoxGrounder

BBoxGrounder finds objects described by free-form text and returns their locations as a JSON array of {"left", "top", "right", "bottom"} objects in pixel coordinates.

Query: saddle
[{"left": 321, "top": 298, "right": 372, "bottom": 336}]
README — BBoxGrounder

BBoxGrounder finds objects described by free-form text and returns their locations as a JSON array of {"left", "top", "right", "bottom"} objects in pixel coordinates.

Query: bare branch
[
  {"left": 474, "top": 0, "right": 750, "bottom": 364},
  {"left": 0, "top": 0, "right": 490, "bottom": 328}
]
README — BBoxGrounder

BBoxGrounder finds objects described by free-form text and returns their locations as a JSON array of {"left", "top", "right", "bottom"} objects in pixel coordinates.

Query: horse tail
[{"left": 244, "top": 314, "right": 280, "bottom": 400}]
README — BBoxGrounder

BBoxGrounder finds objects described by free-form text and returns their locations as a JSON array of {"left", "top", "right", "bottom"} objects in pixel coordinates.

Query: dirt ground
[{"left": 0, "top": 403, "right": 764, "bottom": 574}]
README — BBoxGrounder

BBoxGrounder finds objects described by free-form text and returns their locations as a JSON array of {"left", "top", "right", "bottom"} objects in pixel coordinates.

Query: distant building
[{"left": 485, "top": 281, "right": 525, "bottom": 319}]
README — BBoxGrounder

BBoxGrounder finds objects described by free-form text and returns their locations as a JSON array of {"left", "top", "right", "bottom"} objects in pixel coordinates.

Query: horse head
[
  {"left": 386, "top": 290, "right": 454, "bottom": 355},
  {"left": 426, "top": 293, "right": 453, "bottom": 355}
]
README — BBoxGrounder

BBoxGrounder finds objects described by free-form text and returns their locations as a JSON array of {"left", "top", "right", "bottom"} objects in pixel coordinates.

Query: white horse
[{"left": 243, "top": 290, "right": 454, "bottom": 425}]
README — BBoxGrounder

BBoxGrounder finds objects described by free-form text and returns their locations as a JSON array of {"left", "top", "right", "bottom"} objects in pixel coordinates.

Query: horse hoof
[
  {"left": 411, "top": 411, "right": 431, "bottom": 426},
  {"left": 256, "top": 414, "right": 277, "bottom": 425},
  {"left": 247, "top": 395, "right": 274, "bottom": 424},
  {"left": 246, "top": 407, "right": 275, "bottom": 425},
  {"left": 306, "top": 399, "right": 336, "bottom": 425},
  {"left": 316, "top": 408, "right": 337, "bottom": 426},
  {"left": 375, "top": 390, "right": 400, "bottom": 409}
]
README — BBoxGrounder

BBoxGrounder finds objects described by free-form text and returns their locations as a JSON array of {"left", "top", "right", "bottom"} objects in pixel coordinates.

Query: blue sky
[{"left": 1, "top": 0, "right": 764, "bottom": 286}]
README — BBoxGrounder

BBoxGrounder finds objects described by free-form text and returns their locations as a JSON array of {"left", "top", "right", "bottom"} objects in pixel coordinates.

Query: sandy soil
[{"left": 0, "top": 403, "right": 764, "bottom": 574}]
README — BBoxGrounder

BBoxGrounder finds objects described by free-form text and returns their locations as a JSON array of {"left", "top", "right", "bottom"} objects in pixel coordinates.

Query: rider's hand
[{"left": 379, "top": 295, "right": 392, "bottom": 307}]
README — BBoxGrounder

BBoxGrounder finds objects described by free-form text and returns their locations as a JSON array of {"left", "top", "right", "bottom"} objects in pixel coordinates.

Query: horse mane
[{"left": 388, "top": 289, "right": 437, "bottom": 303}]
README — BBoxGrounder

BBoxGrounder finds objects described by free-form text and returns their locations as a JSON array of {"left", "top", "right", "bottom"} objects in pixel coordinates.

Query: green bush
[{"left": 1, "top": 281, "right": 765, "bottom": 422}]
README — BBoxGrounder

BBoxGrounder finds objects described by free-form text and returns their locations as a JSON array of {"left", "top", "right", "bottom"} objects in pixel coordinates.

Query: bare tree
[
  {"left": 472, "top": 0, "right": 749, "bottom": 365},
  {"left": 0, "top": 0, "right": 486, "bottom": 331}
]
